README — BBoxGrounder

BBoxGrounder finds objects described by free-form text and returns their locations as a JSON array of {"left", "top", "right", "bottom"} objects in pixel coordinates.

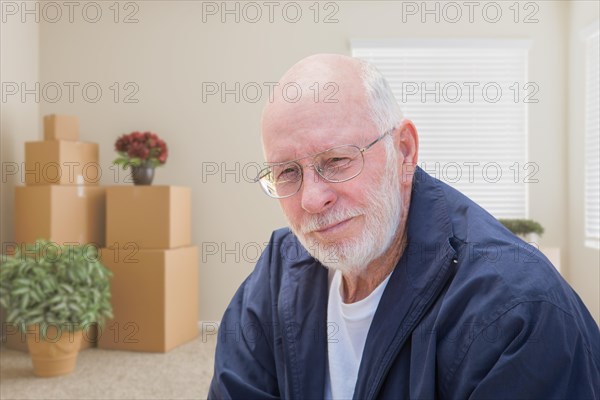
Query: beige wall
[
  {"left": 1, "top": 1, "right": 595, "bottom": 322},
  {"left": 567, "top": 1, "right": 600, "bottom": 323},
  {"left": 0, "top": 5, "right": 40, "bottom": 325},
  {"left": 1, "top": 8, "right": 40, "bottom": 246}
]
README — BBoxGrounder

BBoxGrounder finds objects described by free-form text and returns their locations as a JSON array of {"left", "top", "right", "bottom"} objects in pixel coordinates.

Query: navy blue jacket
[{"left": 209, "top": 167, "right": 600, "bottom": 399}]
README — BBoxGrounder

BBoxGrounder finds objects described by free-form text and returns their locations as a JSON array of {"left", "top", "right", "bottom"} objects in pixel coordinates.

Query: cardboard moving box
[
  {"left": 106, "top": 186, "right": 191, "bottom": 249},
  {"left": 97, "top": 246, "right": 199, "bottom": 352},
  {"left": 25, "top": 141, "right": 99, "bottom": 185},
  {"left": 14, "top": 185, "right": 106, "bottom": 248},
  {"left": 43, "top": 114, "right": 79, "bottom": 141}
]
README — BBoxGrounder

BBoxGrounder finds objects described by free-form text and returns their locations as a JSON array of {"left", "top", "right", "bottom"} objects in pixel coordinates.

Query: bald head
[
  {"left": 275, "top": 53, "right": 364, "bottom": 91},
  {"left": 260, "top": 54, "right": 404, "bottom": 163},
  {"left": 261, "top": 54, "right": 378, "bottom": 162}
]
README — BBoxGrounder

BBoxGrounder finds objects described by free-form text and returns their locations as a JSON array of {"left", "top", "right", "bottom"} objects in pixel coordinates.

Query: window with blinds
[
  {"left": 353, "top": 40, "right": 530, "bottom": 219},
  {"left": 584, "top": 28, "right": 600, "bottom": 249}
]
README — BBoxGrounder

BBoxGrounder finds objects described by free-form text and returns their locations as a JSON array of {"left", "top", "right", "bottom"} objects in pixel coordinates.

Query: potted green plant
[
  {"left": 113, "top": 131, "right": 168, "bottom": 185},
  {"left": 0, "top": 240, "right": 113, "bottom": 377},
  {"left": 498, "top": 218, "right": 545, "bottom": 243}
]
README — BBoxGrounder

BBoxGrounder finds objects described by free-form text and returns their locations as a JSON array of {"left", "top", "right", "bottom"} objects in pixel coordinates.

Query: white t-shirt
[{"left": 324, "top": 269, "right": 392, "bottom": 400}]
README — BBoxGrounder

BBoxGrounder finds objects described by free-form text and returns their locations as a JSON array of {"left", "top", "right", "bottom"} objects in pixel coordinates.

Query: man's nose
[{"left": 299, "top": 168, "right": 336, "bottom": 214}]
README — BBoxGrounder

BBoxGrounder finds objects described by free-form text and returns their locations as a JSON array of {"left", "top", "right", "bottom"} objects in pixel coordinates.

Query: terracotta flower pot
[{"left": 26, "top": 324, "right": 83, "bottom": 377}]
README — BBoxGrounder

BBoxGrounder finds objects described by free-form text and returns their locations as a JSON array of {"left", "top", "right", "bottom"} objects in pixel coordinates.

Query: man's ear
[{"left": 395, "top": 119, "right": 419, "bottom": 185}]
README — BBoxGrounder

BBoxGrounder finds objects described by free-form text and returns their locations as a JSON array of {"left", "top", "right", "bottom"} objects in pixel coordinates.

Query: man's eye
[
  {"left": 276, "top": 166, "right": 300, "bottom": 182},
  {"left": 324, "top": 157, "right": 352, "bottom": 169}
]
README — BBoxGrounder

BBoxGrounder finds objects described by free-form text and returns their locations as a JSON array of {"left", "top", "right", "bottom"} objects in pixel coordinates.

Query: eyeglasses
[{"left": 255, "top": 128, "right": 393, "bottom": 199}]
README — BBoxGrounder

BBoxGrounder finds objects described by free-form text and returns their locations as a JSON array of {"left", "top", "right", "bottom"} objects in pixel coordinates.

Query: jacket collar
[{"left": 354, "top": 167, "right": 458, "bottom": 400}]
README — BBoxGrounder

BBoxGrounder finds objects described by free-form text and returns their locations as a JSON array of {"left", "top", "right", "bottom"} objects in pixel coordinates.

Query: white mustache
[{"left": 300, "top": 208, "right": 363, "bottom": 234}]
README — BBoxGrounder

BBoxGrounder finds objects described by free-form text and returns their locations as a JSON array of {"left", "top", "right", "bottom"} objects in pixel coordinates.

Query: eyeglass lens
[{"left": 261, "top": 145, "right": 364, "bottom": 198}]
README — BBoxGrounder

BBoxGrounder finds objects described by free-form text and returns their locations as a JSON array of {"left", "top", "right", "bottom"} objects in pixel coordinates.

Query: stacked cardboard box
[
  {"left": 98, "top": 186, "right": 199, "bottom": 352},
  {"left": 4, "top": 115, "right": 105, "bottom": 351}
]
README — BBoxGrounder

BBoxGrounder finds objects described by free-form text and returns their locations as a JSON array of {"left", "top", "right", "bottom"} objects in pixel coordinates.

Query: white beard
[{"left": 286, "top": 147, "right": 402, "bottom": 276}]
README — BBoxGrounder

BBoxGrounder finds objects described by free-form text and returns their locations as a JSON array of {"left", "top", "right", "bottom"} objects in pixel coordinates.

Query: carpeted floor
[{"left": 0, "top": 333, "right": 216, "bottom": 400}]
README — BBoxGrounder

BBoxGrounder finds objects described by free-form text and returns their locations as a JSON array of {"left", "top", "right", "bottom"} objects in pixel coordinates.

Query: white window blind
[
  {"left": 584, "top": 28, "right": 600, "bottom": 249},
  {"left": 353, "top": 40, "right": 530, "bottom": 218}
]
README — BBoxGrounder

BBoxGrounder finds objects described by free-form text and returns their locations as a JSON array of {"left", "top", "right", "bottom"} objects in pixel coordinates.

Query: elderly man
[{"left": 209, "top": 54, "right": 600, "bottom": 399}]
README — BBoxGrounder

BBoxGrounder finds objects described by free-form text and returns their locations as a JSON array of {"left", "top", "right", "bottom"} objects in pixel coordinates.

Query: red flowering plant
[{"left": 113, "top": 131, "right": 168, "bottom": 169}]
